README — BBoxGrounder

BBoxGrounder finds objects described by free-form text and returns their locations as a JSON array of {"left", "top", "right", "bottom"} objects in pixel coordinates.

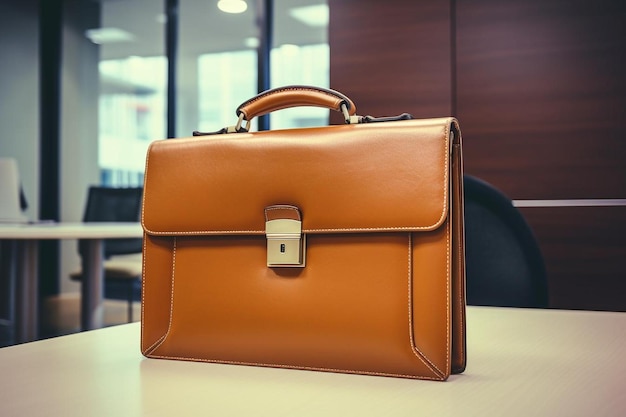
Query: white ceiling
[{"left": 96, "top": 0, "right": 328, "bottom": 60}]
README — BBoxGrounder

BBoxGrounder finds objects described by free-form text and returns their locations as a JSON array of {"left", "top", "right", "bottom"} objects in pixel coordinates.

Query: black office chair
[
  {"left": 463, "top": 175, "right": 549, "bottom": 308},
  {"left": 70, "top": 186, "right": 143, "bottom": 322}
]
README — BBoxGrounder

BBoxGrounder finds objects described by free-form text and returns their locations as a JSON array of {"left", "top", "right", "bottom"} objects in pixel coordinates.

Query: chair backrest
[
  {"left": 0, "top": 158, "right": 27, "bottom": 223},
  {"left": 463, "top": 175, "right": 549, "bottom": 308},
  {"left": 79, "top": 186, "right": 143, "bottom": 258}
]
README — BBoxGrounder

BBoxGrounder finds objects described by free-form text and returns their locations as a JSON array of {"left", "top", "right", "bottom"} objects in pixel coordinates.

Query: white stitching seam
[
  {"left": 144, "top": 355, "right": 444, "bottom": 381},
  {"left": 140, "top": 234, "right": 146, "bottom": 351},
  {"left": 403, "top": 122, "right": 451, "bottom": 378},
  {"left": 142, "top": 224, "right": 444, "bottom": 236},
  {"left": 444, "top": 122, "right": 452, "bottom": 374},
  {"left": 405, "top": 233, "right": 446, "bottom": 379},
  {"left": 147, "top": 234, "right": 448, "bottom": 380},
  {"left": 145, "top": 237, "right": 178, "bottom": 355},
  {"left": 141, "top": 141, "right": 170, "bottom": 355},
  {"left": 445, "top": 123, "right": 452, "bottom": 374},
  {"left": 141, "top": 235, "right": 148, "bottom": 351},
  {"left": 457, "top": 202, "right": 465, "bottom": 364},
  {"left": 140, "top": 120, "right": 452, "bottom": 237},
  {"left": 454, "top": 121, "right": 466, "bottom": 366}
]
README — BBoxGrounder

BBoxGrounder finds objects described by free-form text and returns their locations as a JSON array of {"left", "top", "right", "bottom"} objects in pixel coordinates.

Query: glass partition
[
  {"left": 179, "top": 0, "right": 258, "bottom": 135},
  {"left": 94, "top": 0, "right": 166, "bottom": 186},
  {"left": 271, "top": 1, "right": 329, "bottom": 129},
  {"left": 95, "top": 0, "right": 330, "bottom": 186}
]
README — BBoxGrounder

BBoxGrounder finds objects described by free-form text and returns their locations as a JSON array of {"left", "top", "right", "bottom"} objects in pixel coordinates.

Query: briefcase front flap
[{"left": 142, "top": 118, "right": 455, "bottom": 236}]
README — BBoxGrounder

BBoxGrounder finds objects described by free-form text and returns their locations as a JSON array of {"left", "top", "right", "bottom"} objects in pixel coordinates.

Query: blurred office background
[
  {"left": 1, "top": 0, "right": 330, "bottom": 321},
  {"left": 0, "top": 0, "right": 624, "bottom": 332}
]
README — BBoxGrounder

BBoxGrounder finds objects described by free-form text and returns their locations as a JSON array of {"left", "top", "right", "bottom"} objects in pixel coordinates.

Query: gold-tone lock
[{"left": 265, "top": 205, "right": 306, "bottom": 268}]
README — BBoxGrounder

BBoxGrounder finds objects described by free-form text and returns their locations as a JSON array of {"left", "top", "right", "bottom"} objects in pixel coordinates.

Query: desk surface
[
  {"left": 0, "top": 306, "right": 624, "bottom": 416},
  {"left": 0, "top": 221, "right": 144, "bottom": 339},
  {"left": 0, "top": 222, "right": 143, "bottom": 239}
]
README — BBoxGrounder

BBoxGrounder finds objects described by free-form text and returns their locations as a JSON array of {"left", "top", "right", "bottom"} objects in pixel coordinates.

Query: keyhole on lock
[{"left": 280, "top": 243, "right": 286, "bottom": 253}]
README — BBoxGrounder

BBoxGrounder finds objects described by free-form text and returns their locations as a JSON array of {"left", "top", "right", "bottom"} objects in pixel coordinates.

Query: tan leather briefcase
[{"left": 140, "top": 86, "right": 466, "bottom": 380}]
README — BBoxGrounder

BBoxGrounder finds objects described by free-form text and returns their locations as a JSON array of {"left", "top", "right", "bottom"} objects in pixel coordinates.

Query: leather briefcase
[{"left": 140, "top": 85, "right": 466, "bottom": 380}]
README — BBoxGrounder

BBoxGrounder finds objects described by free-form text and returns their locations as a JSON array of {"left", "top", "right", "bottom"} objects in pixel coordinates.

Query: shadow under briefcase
[{"left": 140, "top": 85, "right": 466, "bottom": 380}]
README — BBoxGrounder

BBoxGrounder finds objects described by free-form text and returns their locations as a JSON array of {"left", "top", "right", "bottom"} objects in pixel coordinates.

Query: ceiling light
[
  {"left": 244, "top": 37, "right": 259, "bottom": 48},
  {"left": 85, "top": 27, "right": 135, "bottom": 44},
  {"left": 218, "top": 0, "right": 248, "bottom": 14},
  {"left": 289, "top": 4, "right": 329, "bottom": 27}
]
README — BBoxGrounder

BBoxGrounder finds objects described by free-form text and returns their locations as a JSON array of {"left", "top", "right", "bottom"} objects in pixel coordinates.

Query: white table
[
  {"left": 0, "top": 222, "right": 143, "bottom": 342},
  {"left": 0, "top": 306, "right": 624, "bottom": 416}
]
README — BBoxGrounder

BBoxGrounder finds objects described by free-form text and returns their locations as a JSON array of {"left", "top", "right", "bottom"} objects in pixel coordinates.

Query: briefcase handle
[
  {"left": 193, "top": 85, "right": 413, "bottom": 136},
  {"left": 235, "top": 85, "right": 358, "bottom": 131}
]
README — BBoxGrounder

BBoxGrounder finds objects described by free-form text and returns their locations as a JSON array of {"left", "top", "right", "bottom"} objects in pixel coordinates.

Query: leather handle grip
[{"left": 236, "top": 85, "right": 357, "bottom": 122}]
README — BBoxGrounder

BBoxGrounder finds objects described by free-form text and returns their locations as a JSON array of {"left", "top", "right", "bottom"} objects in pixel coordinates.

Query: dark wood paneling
[
  {"left": 329, "top": 0, "right": 626, "bottom": 311},
  {"left": 456, "top": 0, "right": 626, "bottom": 199},
  {"left": 520, "top": 206, "right": 626, "bottom": 311},
  {"left": 329, "top": 0, "right": 453, "bottom": 122}
]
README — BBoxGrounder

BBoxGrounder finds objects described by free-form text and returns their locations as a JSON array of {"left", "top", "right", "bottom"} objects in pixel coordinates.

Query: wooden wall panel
[
  {"left": 329, "top": 0, "right": 453, "bottom": 122},
  {"left": 329, "top": 0, "right": 626, "bottom": 311},
  {"left": 456, "top": 0, "right": 626, "bottom": 199},
  {"left": 520, "top": 206, "right": 626, "bottom": 312},
  {"left": 455, "top": 0, "right": 626, "bottom": 311}
]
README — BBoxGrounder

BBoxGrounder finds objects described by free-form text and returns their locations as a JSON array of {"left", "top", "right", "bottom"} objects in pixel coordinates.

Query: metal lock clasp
[{"left": 265, "top": 205, "right": 306, "bottom": 268}]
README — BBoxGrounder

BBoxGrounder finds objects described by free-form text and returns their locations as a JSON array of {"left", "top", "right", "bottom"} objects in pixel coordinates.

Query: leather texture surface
[
  {"left": 236, "top": 85, "right": 357, "bottom": 121},
  {"left": 141, "top": 115, "right": 466, "bottom": 381}
]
